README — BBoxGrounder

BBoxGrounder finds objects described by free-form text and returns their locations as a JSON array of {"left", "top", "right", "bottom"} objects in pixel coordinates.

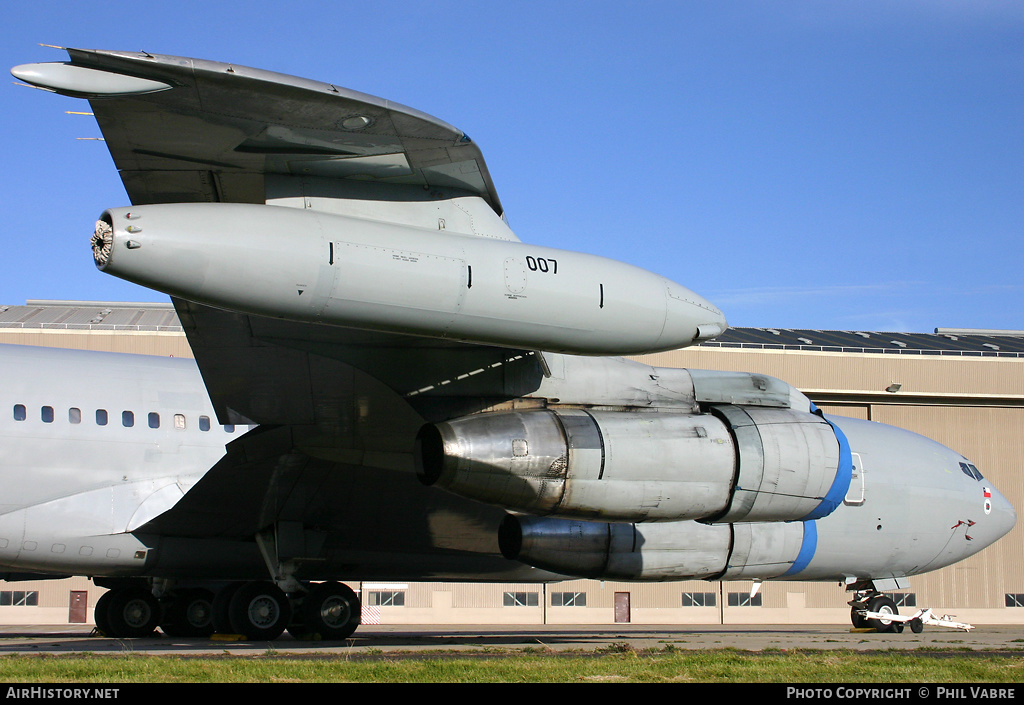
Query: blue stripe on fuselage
[
  {"left": 782, "top": 520, "right": 817, "bottom": 577},
  {"left": 801, "top": 407, "right": 853, "bottom": 521}
]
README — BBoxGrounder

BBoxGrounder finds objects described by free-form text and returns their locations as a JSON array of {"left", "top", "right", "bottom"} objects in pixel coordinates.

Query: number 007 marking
[{"left": 525, "top": 256, "right": 558, "bottom": 274}]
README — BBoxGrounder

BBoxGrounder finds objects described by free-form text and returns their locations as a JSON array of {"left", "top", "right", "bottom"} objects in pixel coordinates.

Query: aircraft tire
[
  {"left": 160, "top": 588, "right": 215, "bottom": 637},
  {"left": 105, "top": 587, "right": 160, "bottom": 638},
  {"left": 299, "top": 581, "right": 361, "bottom": 640},
  {"left": 865, "top": 595, "right": 899, "bottom": 634},
  {"left": 93, "top": 590, "right": 114, "bottom": 636},
  {"left": 212, "top": 582, "right": 241, "bottom": 634},
  {"left": 228, "top": 581, "right": 292, "bottom": 640}
]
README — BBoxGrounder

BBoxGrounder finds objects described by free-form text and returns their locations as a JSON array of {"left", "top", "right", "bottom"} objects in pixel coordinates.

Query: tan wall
[
  {"left": 0, "top": 329, "right": 193, "bottom": 358},
  {"left": 0, "top": 577, "right": 104, "bottom": 626},
  {"left": 638, "top": 347, "right": 1024, "bottom": 403}
]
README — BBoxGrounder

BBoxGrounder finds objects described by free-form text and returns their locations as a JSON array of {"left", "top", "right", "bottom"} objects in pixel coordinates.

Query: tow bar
[{"left": 857, "top": 607, "right": 973, "bottom": 633}]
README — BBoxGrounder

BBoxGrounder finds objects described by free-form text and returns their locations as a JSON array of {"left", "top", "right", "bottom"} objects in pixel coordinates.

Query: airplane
[{"left": 6, "top": 49, "right": 1015, "bottom": 641}]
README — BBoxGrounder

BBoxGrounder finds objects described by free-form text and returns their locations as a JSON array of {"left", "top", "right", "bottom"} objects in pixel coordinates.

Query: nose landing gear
[
  {"left": 849, "top": 589, "right": 973, "bottom": 634},
  {"left": 851, "top": 593, "right": 904, "bottom": 633}
]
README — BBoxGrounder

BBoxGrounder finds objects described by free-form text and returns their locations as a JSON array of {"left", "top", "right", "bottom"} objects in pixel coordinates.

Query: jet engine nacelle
[
  {"left": 416, "top": 406, "right": 851, "bottom": 523},
  {"left": 498, "top": 514, "right": 809, "bottom": 581},
  {"left": 93, "top": 203, "right": 726, "bottom": 356}
]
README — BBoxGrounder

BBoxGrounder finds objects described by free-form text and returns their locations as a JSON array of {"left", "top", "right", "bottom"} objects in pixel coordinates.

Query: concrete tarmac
[{"left": 0, "top": 623, "right": 1019, "bottom": 655}]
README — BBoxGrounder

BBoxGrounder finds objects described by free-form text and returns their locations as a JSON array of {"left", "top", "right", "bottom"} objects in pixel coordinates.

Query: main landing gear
[{"left": 92, "top": 580, "right": 361, "bottom": 641}]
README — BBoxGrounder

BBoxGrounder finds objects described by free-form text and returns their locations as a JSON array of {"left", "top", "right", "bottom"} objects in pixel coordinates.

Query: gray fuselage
[{"left": 0, "top": 343, "right": 1013, "bottom": 585}]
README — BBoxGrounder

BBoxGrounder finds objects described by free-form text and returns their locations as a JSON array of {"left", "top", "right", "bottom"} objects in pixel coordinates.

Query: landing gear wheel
[
  {"left": 850, "top": 605, "right": 868, "bottom": 629},
  {"left": 212, "top": 583, "right": 241, "bottom": 634},
  {"left": 299, "top": 582, "right": 361, "bottom": 640},
  {"left": 866, "top": 595, "right": 899, "bottom": 634},
  {"left": 161, "top": 589, "right": 215, "bottom": 637},
  {"left": 228, "top": 581, "right": 292, "bottom": 640},
  {"left": 93, "top": 590, "right": 114, "bottom": 636},
  {"left": 105, "top": 587, "right": 160, "bottom": 638}
]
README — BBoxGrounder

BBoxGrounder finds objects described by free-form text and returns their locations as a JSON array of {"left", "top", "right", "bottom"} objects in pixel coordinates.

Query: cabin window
[
  {"left": 96, "top": 409, "right": 108, "bottom": 426},
  {"left": 13, "top": 404, "right": 26, "bottom": 421},
  {"left": 41, "top": 406, "right": 54, "bottom": 423},
  {"left": 122, "top": 411, "right": 134, "bottom": 428},
  {"left": 68, "top": 408, "right": 81, "bottom": 424},
  {"left": 199, "top": 415, "right": 211, "bottom": 432},
  {"left": 224, "top": 424, "right": 235, "bottom": 434},
  {"left": 959, "top": 462, "right": 984, "bottom": 481},
  {"left": 174, "top": 414, "right": 186, "bottom": 430},
  {"left": 148, "top": 412, "right": 160, "bottom": 429}
]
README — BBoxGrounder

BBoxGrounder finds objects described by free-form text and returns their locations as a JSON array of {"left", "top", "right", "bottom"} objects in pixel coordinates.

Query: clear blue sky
[{"left": 3, "top": 1, "right": 1022, "bottom": 333}]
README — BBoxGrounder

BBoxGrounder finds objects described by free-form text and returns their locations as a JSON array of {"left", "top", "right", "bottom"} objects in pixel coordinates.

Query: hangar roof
[
  {"left": 1, "top": 300, "right": 1022, "bottom": 357},
  {"left": 703, "top": 327, "right": 1024, "bottom": 357},
  {"left": 0, "top": 300, "right": 182, "bottom": 332}
]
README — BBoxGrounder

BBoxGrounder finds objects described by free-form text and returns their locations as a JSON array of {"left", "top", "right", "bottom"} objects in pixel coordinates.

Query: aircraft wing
[
  {"left": 17, "top": 50, "right": 726, "bottom": 412},
  {"left": 38, "top": 48, "right": 502, "bottom": 214},
  {"left": 16, "top": 49, "right": 537, "bottom": 424}
]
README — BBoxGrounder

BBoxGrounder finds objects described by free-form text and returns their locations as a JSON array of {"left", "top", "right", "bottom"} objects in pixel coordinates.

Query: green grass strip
[{"left": 0, "top": 650, "right": 1021, "bottom": 683}]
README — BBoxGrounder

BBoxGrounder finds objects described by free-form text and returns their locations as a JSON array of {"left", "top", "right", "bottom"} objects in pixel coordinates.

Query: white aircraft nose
[
  {"left": 956, "top": 459, "right": 1016, "bottom": 549},
  {"left": 983, "top": 486, "right": 1017, "bottom": 545}
]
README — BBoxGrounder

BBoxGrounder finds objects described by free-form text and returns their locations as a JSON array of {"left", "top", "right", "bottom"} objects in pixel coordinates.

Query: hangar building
[{"left": 0, "top": 301, "right": 1020, "bottom": 627}]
